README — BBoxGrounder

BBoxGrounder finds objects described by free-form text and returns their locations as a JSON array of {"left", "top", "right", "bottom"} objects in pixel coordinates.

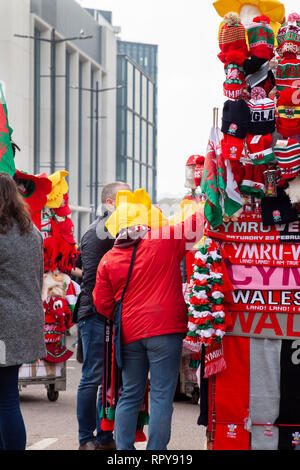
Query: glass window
[
  {"left": 148, "top": 125, "right": 153, "bottom": 167},
  {"left": 134, "top": 162, "right": 140, "bottom": 189},
  {"left": 34, "top": 28, "right": 41, "bottom": 174},
  {"left": 127, "top": 158, "right": 133, "bottom": 187},
  {"left": 127, "top": 63, "right": 133, "bottom": 109},
  {"left": 134, "top": 68, "right": 140, "bottom": 114},
  {"left": 141, "top": 120, "right": 147, "bottom": 164},
  {"left": 142, "top": 75, "right": 147, "bottom": 119},
  {"left": 134, "top": 117, "right": 140, "bottom": 161},
  {"left": 141, "top": 165, "right": 147, "bottom": 188},
  {"left": 127, "top": 110, "right": 133, "bottom": 157},
  {"left": 148, "top": 82, "right": 154, "bottom": 124}
]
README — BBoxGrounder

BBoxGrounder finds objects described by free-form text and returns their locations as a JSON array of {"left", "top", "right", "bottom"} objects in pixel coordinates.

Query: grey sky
[{"left": 78, "top": 0, "right": 299, "bottom": 199}]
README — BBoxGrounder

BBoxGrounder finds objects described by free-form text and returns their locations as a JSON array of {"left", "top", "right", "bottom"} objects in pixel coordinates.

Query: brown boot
[
  {"left": 96, "top": 440, "right": 117, "bottom": 450},
  {"left": 78, "top": 441, "right": 99, "bottom": 450}
]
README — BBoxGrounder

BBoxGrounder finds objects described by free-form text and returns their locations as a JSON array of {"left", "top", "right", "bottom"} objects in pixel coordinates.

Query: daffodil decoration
[{"left": 213, "top": 0, "right": 285, "bottom": 35}]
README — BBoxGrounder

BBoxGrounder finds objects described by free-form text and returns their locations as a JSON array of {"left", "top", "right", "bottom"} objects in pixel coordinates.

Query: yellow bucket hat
[
  {"left": 106, "top": 188, "right": 169, "bottom": 238},
  {"left": 46, "top": 171, "right": 69, "bottom": 209}
]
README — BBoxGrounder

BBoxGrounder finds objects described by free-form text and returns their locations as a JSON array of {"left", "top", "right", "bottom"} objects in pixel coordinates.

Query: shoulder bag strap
[{"left": 120, "top": 242, "right": 139, "bottom": 302}]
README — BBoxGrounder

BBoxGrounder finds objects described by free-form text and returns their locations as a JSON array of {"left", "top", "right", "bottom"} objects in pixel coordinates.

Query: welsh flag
[
  {"left": 201, "top": 127, "right": 243, "bottom": 228},
  {"left": 0, "top": 83, "right": 15, "bottom": 177}
]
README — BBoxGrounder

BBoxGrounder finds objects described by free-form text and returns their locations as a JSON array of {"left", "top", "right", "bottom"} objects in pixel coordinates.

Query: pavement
[{"left": 19, "top": 326, "right": 206, "bottom": 451}]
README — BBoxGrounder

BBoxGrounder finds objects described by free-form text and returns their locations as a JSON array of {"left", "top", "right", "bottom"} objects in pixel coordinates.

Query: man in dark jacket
[{"left": 76, "top": 181, "right": 130, "bottom": 451}]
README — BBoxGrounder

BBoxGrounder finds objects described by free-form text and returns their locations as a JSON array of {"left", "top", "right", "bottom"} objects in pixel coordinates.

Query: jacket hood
[{"left": 114, "top": 225, "right": 150, "bottom": 248}]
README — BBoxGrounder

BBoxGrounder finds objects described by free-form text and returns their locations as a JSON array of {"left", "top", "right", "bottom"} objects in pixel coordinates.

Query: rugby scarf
[
  {"left": 229, "top": 289, "right": 300, "bottom": 314},
  {"left": 213, "top": 335, "right": 250, "bottom": 450},
  {"left": 205, "top": 211, "right": 300, "bottom": 244},
  {"left": 275, "top": 339, "right": 300, "bottom": 450},
  {"left": 221, "top": 241, "right": 300, "bottom": 267},
  {"left": 249, "top": 338, "right": 281, "bottom": 450},
  {"left": 183, "top": 237, "right": 233, "bottom": 351},
  {"left": 227, "top": 264, "right": 300, "bottom": 291},
  {"left": 100, "top": 319, "right": 149, "bottom": 443}
]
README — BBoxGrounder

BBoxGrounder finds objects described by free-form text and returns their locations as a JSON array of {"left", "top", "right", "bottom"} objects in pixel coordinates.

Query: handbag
[{"left": 113, "top": 242, "right": 139, "bottom": 369}]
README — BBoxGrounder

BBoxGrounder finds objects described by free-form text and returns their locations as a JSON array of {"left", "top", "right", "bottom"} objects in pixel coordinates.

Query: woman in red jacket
[{"left": 93, "top": 190, "right": 204, "bottom": 450}]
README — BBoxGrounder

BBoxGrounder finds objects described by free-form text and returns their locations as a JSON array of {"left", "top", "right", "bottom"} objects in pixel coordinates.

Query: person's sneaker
[
  {"left": 96, "top": 440, "right": 117, "bottom": 450},
  {"left": 78, "top": 441, "right": 99, "bottom": 450}
]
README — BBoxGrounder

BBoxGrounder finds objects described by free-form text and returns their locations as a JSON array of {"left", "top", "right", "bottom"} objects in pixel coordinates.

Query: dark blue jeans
[
  {"left": 115, "top": 333, "right": 184, "bottom": 450},
  {"left": 76, "top": 315, "right": 113, "bottom": 446},
  {"left": 0, "top": 365, "right": 26, "bottom": 450}
]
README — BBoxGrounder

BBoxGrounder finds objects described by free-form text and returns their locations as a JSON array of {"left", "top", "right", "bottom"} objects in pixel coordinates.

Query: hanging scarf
[
  {"left": 275, "top": 339, "right": 300, "bottom": 450},
  {"left": 229, "top": 289, "right": 300, "bottom": 314},
  {"left": 213, "top": 336, "right": 250, "bottom": 450},
  {"left": 227, "top": 264, "right": 300, "bottom": 290},
  {"left": 221, "top": 241, "right": 300, "bottom": 268},
  {"left": 183, "top": 238, "right": 233, "bottom": 351},
  {"left": 100, "top": 320, "right": 149, "bottom": 443},
  {"left": 249, "top": 338, "right": 281, "bottom": 450},
  {"left": 205, "top": 211, "right": 300, "bottom": 244}
]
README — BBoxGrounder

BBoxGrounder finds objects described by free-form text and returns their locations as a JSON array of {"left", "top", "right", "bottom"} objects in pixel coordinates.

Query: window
[
  {"left": 148, "top": 82, "right": 154, "bottom": 124},
  {"left": 134, "top": 162, "right": 140, "bottom": 189},
  {"left": 148, "top": 125, "right": 153, "bottom": 167},
  {"left": 141, "top": 75, "right": 147, "bottom": 119},
  {"left": 78, "top": 61, "right": 83, "bottom": 206},
  {"left": 141, "top": 165, "right": 147, "bottom": 188},
  {"left": 134, "top": 117, "right": 140, "bottom": 161},
  {"left": 141, "top": 120, "right": 147, "bottom": 164},
  {"left": 127, "top": 63, "right": 134, "bottom": 110},
  {"left": 127, "top": 110, "right": 133, "bottom": 157},
  {"left": 134, "top": 68, "right": 140, "bottom": 114},
  {"left": 65, "top": 51, "right": 71, "bottom": 172},
  {"left": 127, "top": 158, "right": 133, "bottom": 187}
]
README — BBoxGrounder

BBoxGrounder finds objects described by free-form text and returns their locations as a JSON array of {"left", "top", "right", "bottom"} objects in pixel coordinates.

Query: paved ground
[{"left": 19, "top": 326, "right": 206, "bottom": 451}]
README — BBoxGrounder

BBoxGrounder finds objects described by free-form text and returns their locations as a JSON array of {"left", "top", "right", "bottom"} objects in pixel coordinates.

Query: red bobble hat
[
  {"left": 277, "top": 88, "right": 300, "bottom": 138},
  {"left": 246, "top": 133, "right": 275, "bottom": 166},
  {"left": 218, "top": 12, "right": 249, "bottom": 64},
  {"left": 247, "top": 15, "right": 275, "bottom": 61},
  {"left": 277, "top": 13, "right": 300, "bottom": 57},
  {"left": 247, "top": 87, "right": 276, "bottom": 136}
]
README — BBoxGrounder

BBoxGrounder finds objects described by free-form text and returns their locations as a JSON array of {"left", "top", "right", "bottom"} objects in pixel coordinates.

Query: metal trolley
[{"left": 18, "top": 334, "right": 68, "bottom": 402}]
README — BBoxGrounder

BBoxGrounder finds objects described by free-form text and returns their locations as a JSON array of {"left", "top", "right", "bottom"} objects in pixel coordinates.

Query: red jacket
[{"left": 92, "top": 209, "right": 204, "bottom": 345}]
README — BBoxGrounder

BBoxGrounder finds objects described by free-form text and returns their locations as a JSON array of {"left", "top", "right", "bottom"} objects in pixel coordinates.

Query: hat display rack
[{"left": 183, "top": 2, "right": 300, "bottom": 450}]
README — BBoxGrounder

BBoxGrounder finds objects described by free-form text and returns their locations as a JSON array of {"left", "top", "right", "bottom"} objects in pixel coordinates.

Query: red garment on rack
[{"left": 213, "top": 336, "right": 250, "bottom": 450}]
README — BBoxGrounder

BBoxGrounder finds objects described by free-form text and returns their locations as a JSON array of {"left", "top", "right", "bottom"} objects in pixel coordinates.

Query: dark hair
[
  {"left": 0, "top": 172, "right": 32, "bottom": 235},
  {"left": 101, "top": 181, "right": 130, "bottom": 204}
]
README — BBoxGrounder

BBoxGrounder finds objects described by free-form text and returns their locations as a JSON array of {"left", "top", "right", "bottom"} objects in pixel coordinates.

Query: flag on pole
[{"left": 0, "top": 83, "right": 15, "bottom": 176}]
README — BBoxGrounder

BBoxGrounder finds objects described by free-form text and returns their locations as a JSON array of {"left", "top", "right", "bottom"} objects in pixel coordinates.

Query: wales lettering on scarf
[
  {"left": 230, "top": 289, "right": 300, "bottom": 313},
  {"left": 222, "top": 242, "right": 300, "bottom": 267}
]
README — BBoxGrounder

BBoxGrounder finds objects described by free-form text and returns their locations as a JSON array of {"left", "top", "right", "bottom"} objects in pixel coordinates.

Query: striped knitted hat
[
  {"left": 275, "top": 56, "right": 300, "bottom": 92},
  {"left": 275, "top": 139, "right": 300, "bottom": 180},
  {"left": 277, "top": 88, "right": 300, "bottom": 138},
  {"left": 218, "top": 12, "right": 248, "bottom": 63},
  {"left": 223, "top": 51, "right": 247, "bottom": 100},
  {"left": 247, "top": 16, "right": 275, "bottom": 61},
  {"left": 277, "top": 13, "right": 300, "bottom": 57},
  {"left": 247, "top": 87, "right": 276, "bottom": 136}
]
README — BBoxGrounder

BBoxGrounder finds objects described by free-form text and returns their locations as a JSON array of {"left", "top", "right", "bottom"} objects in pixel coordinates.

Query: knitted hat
[
  {"left": 221, "top": 99, "right": 250, "bottom": 139},
  {"left": 275, "top": 55, "right": 300, "bottom": 92},
  {"left": 185, "top": 155, "right": 205, "bottom": 188},
  {"left": 277, "top": 13, "right": 300, "bottom": 57},
  {"left": 277, "top": 88, "right": 300, "bottom": 138},
  {"left": 223, "top": 51, "right": 247, "bottom": 99},
  {"left": 14, "top": 170, "right": 52, "bottom": 214},
  {"left": 218, "top": 12, "right": 248, "bottom": 63},
  {"left": 261, "top": 187, "right": 299, "bottom": 226},
  {"left": 246, "top": 133, "right": 275, "bottom": 165},
  {"left": 221, "top": 134, "right": 245, "bottom": 161},
  {"left": 274, "top": 139, "right": 300, "bottom": 180},
  {"left": 247, "top": 87, "right": 276, "bottom": 136},
  {"left": 247, "top": 16, "right": 275, "bottom": 61},
  {"left": 57, "top": 217, "right": 76, "bottom": 245}
]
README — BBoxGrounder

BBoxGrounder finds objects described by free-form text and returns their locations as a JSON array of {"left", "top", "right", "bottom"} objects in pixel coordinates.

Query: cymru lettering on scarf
[
  {"left": 205, "top": 212, "right": 300, "bottom": 243},
  {"left": 227, "top": 265, "right": 300, "bottom": 290},
  {"left": 227, "top": 312, "right": 300, "bottom": 340},
  {"left": 230, "top": 289, "right": 300, "bottom": 313},
  {"left": 222, "top": 242, "right": 300, "bottom": 267}
]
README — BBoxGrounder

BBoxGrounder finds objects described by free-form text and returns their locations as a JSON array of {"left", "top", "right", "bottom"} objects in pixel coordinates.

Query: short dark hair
[{"left": 101, "top": 181, "right": 130, "bottom": 204}]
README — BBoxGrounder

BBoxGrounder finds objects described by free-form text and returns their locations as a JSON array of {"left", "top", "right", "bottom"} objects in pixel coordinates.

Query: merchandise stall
[
  {"left": 17, "top": 171, "right": 80, "bottom": 401},
  {"left": 184, "top": 1, "right": 300, "bottom": 450}
]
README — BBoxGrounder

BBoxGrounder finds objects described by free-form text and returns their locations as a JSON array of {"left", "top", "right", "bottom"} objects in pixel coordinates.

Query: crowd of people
[{"left": 0, "top": 173, "right": 204, "bottom": 451}]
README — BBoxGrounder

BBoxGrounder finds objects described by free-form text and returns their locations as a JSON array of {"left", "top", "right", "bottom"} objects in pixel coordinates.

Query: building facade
[
  {"left": 116, "top": 41, "right": 158, "bottom": 203},
  {"left": 0, "top": 0, "right": 117, "bottom": 240}
]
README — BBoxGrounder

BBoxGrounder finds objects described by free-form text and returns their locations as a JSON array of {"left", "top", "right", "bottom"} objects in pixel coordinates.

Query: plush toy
[{"left": 42, "top": 270, "right": 71, "bottom": 302}]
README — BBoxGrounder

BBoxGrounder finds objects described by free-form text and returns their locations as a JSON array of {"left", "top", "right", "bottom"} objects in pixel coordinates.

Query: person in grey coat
[{"left": 0, "top": 172, "right": 46, "bottom": 450}]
